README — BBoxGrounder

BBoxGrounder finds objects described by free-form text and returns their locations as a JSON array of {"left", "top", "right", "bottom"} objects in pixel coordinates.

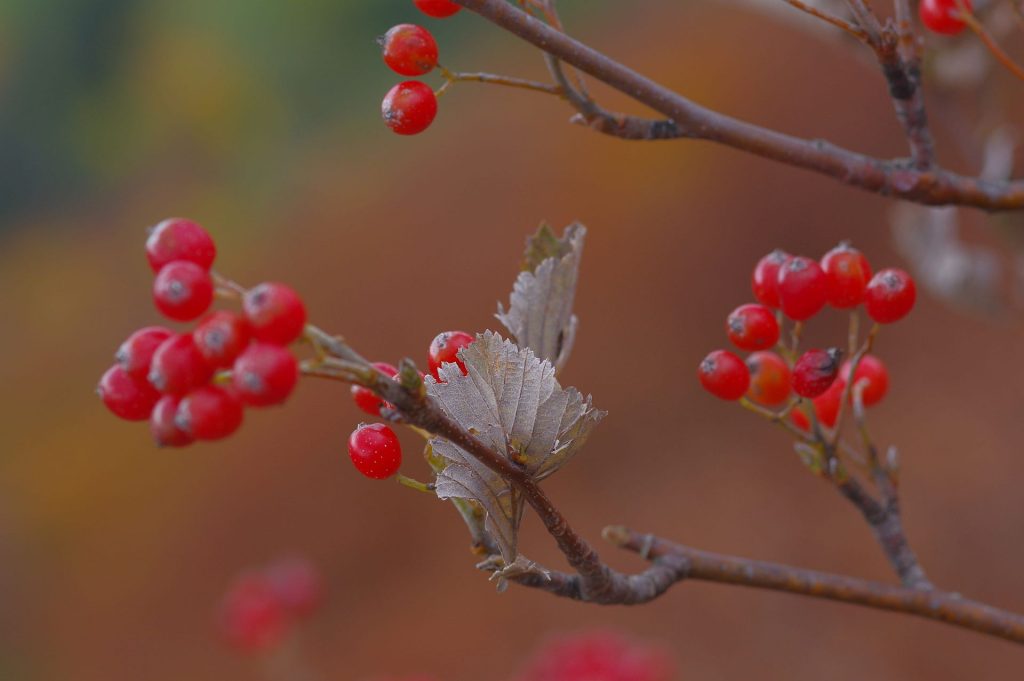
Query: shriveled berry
[
  {"left": 98, "top": 365, "right": 160, "bottom": 421},
  {"left": 812, "top": 380, "right": 844, "bottom": 428},
  {"left": 698, "top": 349, "right": 750, "bottom": 401},
  {"left": 428, "top": 331, "right": 474, "bottom": 380},
  {"left": 264, "top": 556, "right": 324, "bottom": 618},
  {"left": 153, "top": 260, "right": 214, "bottom": 322},
  {"left": 864, "top": 268, "right": 916, "bottom": 324},
  {"left": 148, "top": 334, "right": 214, "bottom": 395},
  {"left": 348, "top": 423, "right": 402, "bottom": 479},
  {"left": 232, "top": 343, "right": 299, "bottom": 407},
  {"left": 146, "top": 218, "right": 216, "bottom": 272},
  {"left": 243, "top": 282, "right": 307, "bottom": 345},
  {"left": 751, "top": 249, "right": 791, "bottom": 308},
  {"left": 727, "top": 304, "right": 779, "bottom": 351},
  {"left": 841, "top": 355, "right": 889, "bottom": 407},
  {"left": 414, "top": 0, "right": 461, "bottom": 18},
  {"left": 382, "top": 24, "right": 439, "bottom": 76},
  {"left": 777, "top": 256, "right": 828, "bottom": 321},
  {"left": 919, "top": 0, "right": 970, "bottom": 35},
  {"left": 217, "top": 573, "right": 288, "bottom": 653},
  {"left": 821, "top": 242, "right": 872, "bottom": 309},
  {"left": 351, "top": 362, "right": 399, "bottom": 416},
  {"left": 792, "top": 348, "right": 842, "bottom": 398},
  {"left": 746, "top": 351, "right": 791, "bottom": 406},
  {"left": 116, "top": 326, "right": 173, "bottom": 380},
  {"left": 194, "top": 311, "right": 251, "bottom": 368},
  {"left": 176, "top": 385, "right": 244, "bottom": 441},
  {"left": 382, "top": 81, "right": 438, "bottom": 135},
  {"left": 150, "top": 395, "right": 194, "bottom": 447}
]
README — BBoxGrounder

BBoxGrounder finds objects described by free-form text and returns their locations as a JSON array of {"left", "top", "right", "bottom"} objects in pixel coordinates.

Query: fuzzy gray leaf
[
  {"left": 429, "top": 331, "right": 604, "bottom": 562},
  {"left": 497, "top": 223, "right": 585, "bottom": 373}
]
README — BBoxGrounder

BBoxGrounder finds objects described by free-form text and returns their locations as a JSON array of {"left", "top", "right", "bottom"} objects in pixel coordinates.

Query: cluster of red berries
[
  {"left": 379, "top": 2, "right": 461, "bottom": 135},
  {"left": 698, "top": 243, "right": 914, "bottom": 428},
  {"left": 96, "top": 218, "right": 307, "bottom": 446},
  {"left": 919, "top": 0, "right": 972, "bottom": 35},
  {"left": 346, "top": 330, "right": 474, "bottom": 480},
  {"left": 217, "top": 555, "right": 324, "bottom": 653}
]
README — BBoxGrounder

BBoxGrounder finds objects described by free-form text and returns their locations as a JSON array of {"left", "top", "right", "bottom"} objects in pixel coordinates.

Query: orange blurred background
[{"left": 2, "top": 1, "right": 1023, "bottom": 679}]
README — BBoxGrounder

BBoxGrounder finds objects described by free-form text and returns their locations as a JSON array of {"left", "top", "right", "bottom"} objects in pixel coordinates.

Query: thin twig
[
  {"left": 958, "top": 3, "right": 1024, "bottom": 82},
  {"left": 781, "top": 0, "right": 870, "bottom": 40},
  {"left": 438, "top": 65, "right": 564, "bottom": 95}
]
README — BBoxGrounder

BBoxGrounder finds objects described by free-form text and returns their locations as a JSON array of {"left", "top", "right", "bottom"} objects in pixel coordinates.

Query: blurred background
[{"left": 2, "top": 0, "right": 1023, "bottom": 679}]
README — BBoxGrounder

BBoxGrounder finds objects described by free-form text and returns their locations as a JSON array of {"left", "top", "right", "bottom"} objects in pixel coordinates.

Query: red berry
[
  {"left": 176, "top": 385, "right": 244, "bottom": 441},
  {"left": 727, "top": 304, "right": 780, "bottom": 351},
  {"left": 153, "top": 261, "right": 214, "bottom": 322},
  {"left": 348, "top": 423, "right": 402, "bottom": 479},
  {"left": 864, "top": 268, "right": 916, "bottom": 324},
  {"left": 777, "top": 256, "right": 828, "bottom": 321},
  {"left": 194, "top": 311, "right": 251, "bottom": 368},
  {"left": 812, "top": 380, "right": 844, "bottom": 428},
  {"left": 217, "top": 573, "right": 288, "bottom": 653},
  {"left": 751, "top": 249, "right": 791, "bottom": 308},
  {"left": 232, "top": 343, "right": 299, "bottom": 407},
  {"left": 919, "top": 0, "right": 970, "bottom": 35},
  {"left": 150, "top": 395, "right": 194, "bottom": 447},
  {"left": 351, "top": 362, "right": 399, "bottom": 416},
  {"left": 243, "top": 282, "right": 307, "bottom": 345},
  {"left": 263, "top": 556, "right": 324, "bottom": 618},
  {"left": 791, "top": 409, "right": 811, "bottom": 432},
  {"left": 841, "top": 355, "right": 889, "bottom": 407},
  {"left": 116, "top": 326, "right": 173, "bottom": 380},
  {"left": 821, "top": 242, "right": 872, "bottom": 309},
  {"left": 382, "top": 81, "right": 438, "bottom": 135},
  {"left": 698, "top": 349, "right": 750, "bottom": 401},
  {"left": 382, "top": 24, "right": 439, "bottom": 76},
  {"left": 792, "top": 348, "right": 842, "bottom": 398},
  {"left": 98, "top": 364, "right": 160, "bottom": 421},
  {"left": 517, "top": 631, "right": 675, "bottom": 681},
  {"left": 414, "top": 0, "right": 461, "bottom": 18},
  {"left": 745, "top": 351, "right": 791, "bottom": 406},
  {"left": 428, "top": 331, "right": 474, "bottom": 380},
  {"left": 148, "top": 334, "right": 215, "bottom": 395},
  {"left": 146, "top": 218, "right": 216, "bottom": 272}
]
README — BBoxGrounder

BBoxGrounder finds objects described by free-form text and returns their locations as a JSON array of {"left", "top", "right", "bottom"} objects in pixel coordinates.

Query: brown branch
[
  {"left": 301, "top": 325, "right": 1024, "bottom": 644},
  {"left": 450, "top": 0, "right": 1024, "bottom": 210},
  {"left": 782, "top": 0, "right": 870, "bottom": 40}
]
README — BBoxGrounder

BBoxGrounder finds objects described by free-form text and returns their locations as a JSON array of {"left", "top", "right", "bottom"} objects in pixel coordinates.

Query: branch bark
[{"left": 451, "top": 0, "right": 1024, "bottom": 211}]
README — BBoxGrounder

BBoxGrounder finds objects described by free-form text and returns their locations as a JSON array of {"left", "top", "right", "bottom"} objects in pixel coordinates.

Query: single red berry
[
  {"left": 517, "top": 631, "right": 675, "bottom": 681},
  {"left": 751, "top": 249, "right": 791, "bottom": 308},
  {"left": 428, "top": 331, "right": 474, "bottom": 380},
  {"left": 821, "top": 242, "right": 872, "bottom": 309},
  {"left": 727, "top": 303, "right": 780, "bottom": 351},
  {"left": 150, "top": 395, "right": 195, "bottom": 447},
  {"left": 217, "top": 573, "right": 288, "bottom": 653},
  {"left": 148, "top": 334, "right": 215, "bottom": 395},
  {"left": 243, "top": 282, "right": 307, "bottom": 345},
  {"left": 348, "top": 423, "right": 402, "bottom": 479},
  {"left": 176, "top": 385, "right": 244, "bottom": 441},
  {"left": 777, "top": 256, "right": 828, "bottom": 321},
  {"left": 232, "top": 343, "right": 299, "bottom": 407},
  {"left": 919, "top": 0, "right": 970, "bottom": 35},
  {"left": 745, "top": 351, "right": 791, "bottom": 406},
  {"left": 146, "top": 218, "right": 216, "bottom": 272},
  {"left": 263, "top": 556, "right": 324, "bottom": 619},
  {"left": 351, "top": 362, "right": 399, "bottom": 416},
  {"left": 864, "top": 268, "right": 916, "bottom": 324},
  {"left": 153, "top": 260, "right": 214, "bottom": 322},
  {"left": 382, "top": 81, "right": 438, "bottom": 135},
  {"left": 413, "top": 0, "right": 461, "bottom": 18},
  {"left": 98, "top": 364, "right": 160, "bottom": 421},
  {"left": 791, "top": 409, "right": 811, "bottom": 432},
  {"left": 698, "top": 349, "right": 750, "bottom": 401},
  {"left": 116, "top": 326, "right": 174, "bottom": 380},
  {"left": 841, "top": 355, "right": 889, "bottom": 407},
  {"left": 792, "top": 348, "right": 842, "bottom": 398},
  {"left": 194, "top": 311, "right": 251, "bottom": 368},
  {"left": 381, "top": 24, "right": 439, "bottom": 76},
  {"left": 812, "top": 380, "right": 844, "bottom": 428}
]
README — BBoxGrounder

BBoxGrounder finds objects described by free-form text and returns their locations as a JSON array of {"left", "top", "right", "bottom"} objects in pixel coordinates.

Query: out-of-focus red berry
[
  {"left": 146, "top": 218, "right": 216, "bottom": 272},
  {"left": 153, "top": 260, "right": 214, "bottom": 322},
  {"left": 821, "top": 242, "right": 872, "bottom": 309},
  {"left": 243, "top": 282, "right": 307, "bottom": 345},
  {"left": 116, "top": 326, "right": 174, "bottom": 380},
  {"left": 177, "top": 386, "right": 244, "bottom": 441},
  {"left": 232, "top": 343, "right": 299, "bottom": 407},
  {"left": 351, "top": 362, "right": 399, "bottom": 416},
  {"left": 148, "top": 334, "right": 215, "bottom": 396},
  {"left": 777, "top": 256, "right": 828, "bottom": 321},
  {"left": 515, "top": 631, "right": 675, "bottom": 681},
  {"left": 792, "top": 348, "right": 842, "bottom": 398},
  {"left": 698, "top": 349, "right": 750, "bottom": 401},
  {"left": 414, "top": 0, "right": 461, "bottom": 18},
  {"left": 263, "top": 555, "right": 324, "bottom": 618},
  {"left": 751, "top": 249, "right": 790, "bottom": 308},
  {"left": 746, "top": 351, "right": 791, "bottom": 406},
  {"left": 150, "top": 395, "right": 195, "bottom": 447},
  {"left": 812, "top": 379, "right": 844, "bottom": 428},
  {"left": 919, "top": 0, "right": 971, "bottom": 35},
  {"left": 727, "top": 303, "right": 780, "bottom": 351},
  {"left": 194, "top": 311, "right": 251, "bottom": 368},
  {"left": 841, "top": 355, "right": 889, "bottom": 407},
  {"left": 864, "top": 269, "right": 916, "bottom": 324},
  {"left": 98, "top": 365, "right": 160, "bottom": 421},
  {"left": 217, "top": 573, "right": 288, "bottom": 653}
]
